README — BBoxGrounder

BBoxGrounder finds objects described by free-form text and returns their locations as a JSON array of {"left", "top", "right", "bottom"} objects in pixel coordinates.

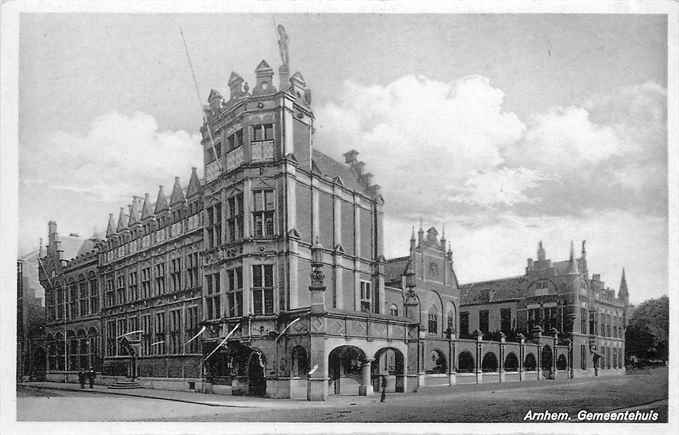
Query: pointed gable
[
  {"left": 170, "top": 176, "right": 186, "bottom": 205},
  {"left": 186, "top": 167, "right": 201, "bottom": 198},
  {"left": 128, "top": 196, "right": 142, "bottom": 226},
  {"left": 116, "top": 207, "right": 129, "bottom": 232},
  {"left": 255, "top": 59, "right": 272, "bottom": 72},
  {"left": 154, "top": 185, "right": 169, "bottom": 213},
  {"left": 105, "top": 213, "right": 116, "bottom": 237},
  {"left": 141, "top": 193, "right": 154, "bottom": 220},
  {"left": 228, "top": 71, "right": 244, "bottom": 87}
]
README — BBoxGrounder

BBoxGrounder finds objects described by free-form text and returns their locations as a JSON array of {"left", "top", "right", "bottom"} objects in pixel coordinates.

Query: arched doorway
[
  {"left": 247, "top": 351, "right": 267, "bottom": 396},
  {"left": 457, "top": 351, "right": 475, "bottom": 373},
  {"left": 524, "top": 353, "right": 537, "bottom": 371},
  {"left": 504, "top": 352, "right": 519, "bottom": 372},
  {"left": 290, "top": 346, "right": 309, "bottom": 378},
  {"left": 428, "top": 349, "right": 447, "bottom": 374},
  {"left": 328, "top": 345, "right": 365, "bottom": 395},
  {"left": 482, "top": 352, "right": 498, "bottom": 372},
  {"left": 557, "top": 354, "right": 567, "bottom": 371},
  {"left": 372, "top": 347, "right": 405, "bottom": 392},
  {"left": 541, "top": 345, "right": 553, "bottom": 377}
]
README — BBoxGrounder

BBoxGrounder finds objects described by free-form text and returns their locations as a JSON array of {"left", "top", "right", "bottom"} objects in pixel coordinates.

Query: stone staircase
[{"left": 108, "top": 379, "right": 142, "bottom": 389}]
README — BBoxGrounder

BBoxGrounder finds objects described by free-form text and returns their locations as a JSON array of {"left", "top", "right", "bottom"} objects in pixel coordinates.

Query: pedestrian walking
[
  {"left": 87, "top": 367, "right": 96, "bottom": 388},
  {"left": 78, "top": 370, "right": 85, "bottom": 389},
  {"left": 380, "top": 374, "right": 387, "bottom": 402}
]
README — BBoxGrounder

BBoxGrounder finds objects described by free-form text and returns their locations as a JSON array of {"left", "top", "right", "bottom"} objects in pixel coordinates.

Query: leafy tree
[{"left": 625, "top": 295, "right": 668, "bottom": 361}]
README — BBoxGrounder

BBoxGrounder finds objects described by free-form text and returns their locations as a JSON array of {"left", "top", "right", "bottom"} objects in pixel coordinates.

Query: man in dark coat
[
  {"left": 78, "top": 370, "right": 85, "bottom": 389},
  {"left": 87, "top": 367, "right": 96, "bottom": 388}
]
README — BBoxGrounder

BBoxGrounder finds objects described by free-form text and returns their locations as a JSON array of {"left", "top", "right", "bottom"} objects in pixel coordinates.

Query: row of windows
[
  {"left": 105, "top": 306, "right": 201, "bottom": 357},
  {"left": 206, "top": 190, "right": 276, "bottom": 249},
  {"left": 104, "top": 251, "right": 201, "bottom": 307},
  {"left": 206, "top": 124, "right": 274, "bottom": 164},
  {"left": 204, "top": 265, "right": 274, "bottom": 319},
  {"left": 459, "top": 308, "right": 512, "bottom": 336},
  {"left": 47, "top": 278, "right": 99, "bottom": 321},
  {"left": 586, "top": 310, "right": 624, "bottom": 338}
]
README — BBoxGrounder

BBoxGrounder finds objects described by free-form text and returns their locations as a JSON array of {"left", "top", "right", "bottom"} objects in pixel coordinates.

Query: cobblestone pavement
[{"left": 17, "top": 367, "right": 667, "bottom": 422}]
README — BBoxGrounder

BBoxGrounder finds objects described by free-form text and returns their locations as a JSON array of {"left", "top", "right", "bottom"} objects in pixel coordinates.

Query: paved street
[{"left": 17, "top": 367, "right": 667, "bottom": 422}]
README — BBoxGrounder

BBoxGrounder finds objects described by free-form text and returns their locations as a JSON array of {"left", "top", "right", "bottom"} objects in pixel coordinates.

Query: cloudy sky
[{"left": 19, "top": 14, "right": 667, "bottom": 304}]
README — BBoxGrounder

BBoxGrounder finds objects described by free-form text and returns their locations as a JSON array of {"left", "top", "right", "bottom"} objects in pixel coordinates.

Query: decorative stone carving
[{"left": 327, "top": 319, "right": 346, "bottom": 336}]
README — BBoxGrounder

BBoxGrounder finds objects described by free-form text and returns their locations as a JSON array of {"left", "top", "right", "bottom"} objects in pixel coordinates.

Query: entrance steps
[{"left": 108, "top": 380, "right": 142, "bottom": 389}]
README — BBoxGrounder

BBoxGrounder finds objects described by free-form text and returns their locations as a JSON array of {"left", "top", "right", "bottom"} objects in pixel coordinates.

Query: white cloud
[
  {"left": 315, "top": 75, "right": 527, "bottom": 214},
  {"left": 450, "top": 167, "right": 547, "bottom": 206},
  {"left": 21, "top": 111, "right": 202, "bottom": 203}
]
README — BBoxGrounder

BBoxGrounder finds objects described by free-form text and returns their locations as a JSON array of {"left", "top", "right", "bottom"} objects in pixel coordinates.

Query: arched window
[
  {"left": 429, "top": 349, "right": 447, "bottom": 373},
  {"left": 504, "top": 352, "right": 519, "bottom": 372},
  {"left": 458, "top": 351, "right": 475, "bottom": 373},
  {"left": 524, "top": 353, "right": 537, "bottom": 371},
  {"left": 557, "top": 354, "right": 568, "bottom": 371},
  {"left": 482, "top": 352, "right": 498, "bottom": 372},
  {"left": 428, "top": 307, "right": 438, "bottom": 334},
  {"left": 389, "top": 304, "right": 399, "bottom": 317}
]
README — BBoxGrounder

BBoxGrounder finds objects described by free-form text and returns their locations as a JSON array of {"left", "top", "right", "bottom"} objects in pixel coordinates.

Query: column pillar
[
  {"left": 243, "top": 178, "right": 252, "bottom": 238},
  {"left": 359, "top": 358, "right": 374, "bottom": 396},
  {"left": 307, "top": 333, "right": 328, "bottom": 401},
  {"left": 475, "top": 333, "right": 483, "bottom": 384},
  {"left": 518, "top": 336, "right": 525, "bottom": 382},
  {"left": 499, "top": 333, "right": 506, "bottom": 383},
  {"left": 448, "top": 336, "right": 456, "bottom": 386},
  {"left": 552, "top": 333, "right": 558, "bottom": 380}
]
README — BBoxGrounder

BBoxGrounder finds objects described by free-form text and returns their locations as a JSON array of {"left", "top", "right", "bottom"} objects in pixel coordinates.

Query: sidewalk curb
[{"left": 18, "top": 384, "right": 253, "bottom": 408}]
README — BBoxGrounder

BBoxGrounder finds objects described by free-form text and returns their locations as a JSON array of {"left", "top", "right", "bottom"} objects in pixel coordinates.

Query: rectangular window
[
  {"left": 227, "top": 194, "right": 244, "bottom": 242},
  {"left": 589, "top": 310, "right": 596, "bottom": 336},
  {"left": 106, "top": 320, "right": 116, "bottom": 356},
  {"left": 105, "top": 277, "right": 114, "bottom": 307},
  {"left": 170, "top": 258, "right": 182, "bottom": 292},
  {"left": 251, "top": 123, "right": 274, "bottom": 141},
  {"left": 185, "top": 252, "right": 200, "bottom": 289},
  {"left": 580, "top": 308, "right": 588, "bottom": 334},
  {"left": 129, "top": 271, "right": 139, "bottom": 301},
  {"left": 206, "top": 273, "right": 221, "bottom": 320},
  {"left": 169, "top": 309, "right": 182, "bottom": 354},
  {"left": 253, "top": 190, "right": 275, "bottom": 238},
  {"left": 117, "top": 318, "right": 127, "bottom": 355},
  {"left": 141, "top": 267, "right": 151, "bottom": 299},
  {"left": 79, "top": 280, "right": 88, "bottom": 317},
  {"left": 155, "top": 263, "right": 166, "bottom": 295},
  {"left": 360, "top": 281, "right": 372, "bottom": 313},
  {"left": 141, "top": 315, "right": 152, "bottom": 356},
  {"left": 89, "top": 278, "right": 99, "bottom": 314},
  {"left": 69, "top": 284, "right": 78, "bottom": 319},
  {"left": 226, "top": 267, "right": 243, "bottom": 317},
  {"left": 500, "top": 308, "right": 511, "bottom": 333},
  {"left": 252, "top": 264, "right": 274, "bottom": 315},
  {"left": 186, "top": 306, "right": 200, "bottom": 354},
  {"left": 460, "top": 311, "right": 470, "bottom": 337},
  {"left": 479, "top": 310, "right": 489, "bottom": 334},
  {"left": 56, "top": 286, "right": 64, "bottom": 319},
  {"left": 154, "top": 312, "right": 166, "bottom": 355},
  {"left": 226, "top": 128, "right": 244, "bottom": 151},
  {"left": 116, "top": 275, "right": 126, "bottom": 305}
]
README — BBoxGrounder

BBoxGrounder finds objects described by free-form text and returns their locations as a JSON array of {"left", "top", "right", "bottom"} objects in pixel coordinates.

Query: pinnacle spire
[
  {"left": 618, "top": 268, "right": 629, "bottom": 300},
  {"left": 128, "top": 196, "right": 142, "bottom": 226},
  {"left": 566, "top": 241, "right": 579, "bottom": 275},
  {"left": 154, "top": 185, "right": 169, "bottom": 213},
  {"left": 186, "top": 167, "right": 201, "bottom": 198},
  {"left": 141, "top": 193, "right": 154, "bottom": 220},
  {"left": 537, "top": 240, "right": 546, "bottom": 261},
  {"left": 410, "top": 226, "right": 415, "bottom": 241},
  {"left": 105, "top": 213, "right": 115, "bottom": 237},
  {"left": 116, "top": 207, "right": 129, "bottom": 232},
  {"left": 170, "top": 176, "right": 186, "bottom": 205}
]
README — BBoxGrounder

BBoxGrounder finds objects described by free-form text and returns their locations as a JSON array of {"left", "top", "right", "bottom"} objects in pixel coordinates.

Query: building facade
[{"left": 459, "top": 241, "right": 629, "bottom": 377}]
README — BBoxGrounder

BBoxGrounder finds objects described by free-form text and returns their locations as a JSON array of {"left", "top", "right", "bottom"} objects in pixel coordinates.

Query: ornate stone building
[{"left": 459, "top": 241, "right": 629, "bottom": 377}]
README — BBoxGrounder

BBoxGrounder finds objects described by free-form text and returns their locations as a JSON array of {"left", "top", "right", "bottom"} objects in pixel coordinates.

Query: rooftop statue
[{"left": 277, "top": 24, "right": 289, "bottom": 66}]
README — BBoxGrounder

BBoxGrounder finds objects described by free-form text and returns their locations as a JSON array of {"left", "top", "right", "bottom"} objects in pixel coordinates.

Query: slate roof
[
  {"left": 311, "top": 149, "right": 368, "bottom": 193},
  {"left": 459, "top": 276, "right": 526, "bottom": 305},
  {"left": 384, "top": 256, "right": 410, "bottom": 285}
]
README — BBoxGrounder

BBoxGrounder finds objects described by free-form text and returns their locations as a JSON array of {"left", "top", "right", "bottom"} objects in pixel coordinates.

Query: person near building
[{"left": 87, "top": 367, "right": 96, "bottom": 388}]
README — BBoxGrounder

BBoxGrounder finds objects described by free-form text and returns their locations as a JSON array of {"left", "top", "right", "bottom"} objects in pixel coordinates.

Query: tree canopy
[{"left": 625, "top": 295, "right": 669, "bottom": 361}]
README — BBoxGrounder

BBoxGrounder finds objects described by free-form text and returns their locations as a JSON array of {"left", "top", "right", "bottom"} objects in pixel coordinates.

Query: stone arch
[
  {"left": 457, "top": 351, "right": 475, "bottom": 373},
  {"left": 482, "top": 352, "right": 499, "bottom": 372},
  {"left": 290, "top": 345, "right": 308, "bottom": 378},
  {"left": 524, "top": 353, "right": 537, "bottom": 371},
  {"left": 556, "top": 354, "right": 567, "bottom": 371},
  {"left": 504, "top": 352, "right": 519, "bottom": 372},
  {"left": 328, "top": 345, "right": 367, "bottom": 396},
  {"left": 246, "top": 349, "right": 267, "bottom": 396},
  {"left": 372, "top": 347, "right": 405, "bottom": 393},
  {"left": 428, "top": 348, "right": 447, "bottom": 373}
]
